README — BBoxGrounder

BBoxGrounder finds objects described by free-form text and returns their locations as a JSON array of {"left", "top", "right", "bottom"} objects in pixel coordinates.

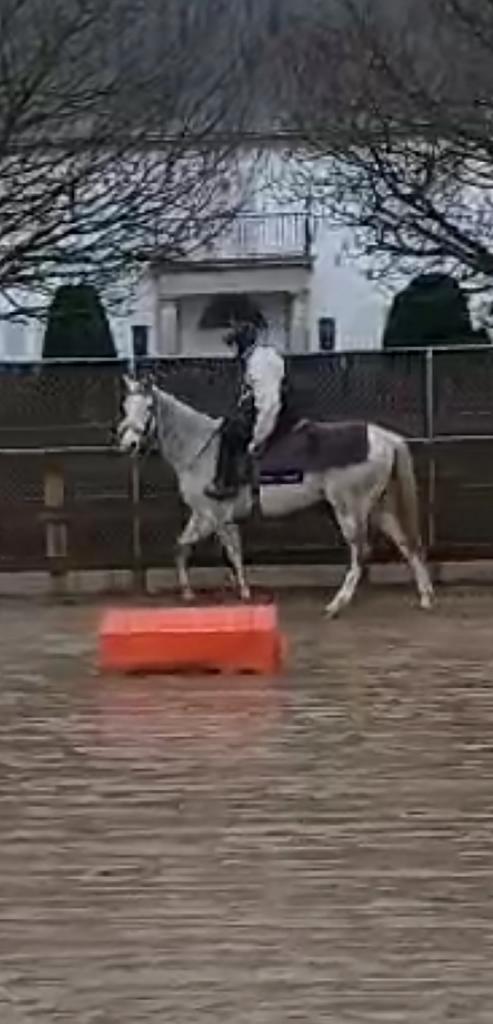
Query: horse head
[{"left": 117, "top": 374, "right": 155, "bottom": 455}]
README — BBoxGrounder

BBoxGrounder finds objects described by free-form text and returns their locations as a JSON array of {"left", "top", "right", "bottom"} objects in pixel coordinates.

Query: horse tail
[{"left": 392, "top": 439, "right": 421, "bottom": 551}]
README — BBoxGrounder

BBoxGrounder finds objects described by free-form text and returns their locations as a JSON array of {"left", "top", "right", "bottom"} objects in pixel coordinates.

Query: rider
[{"left": 205, "top": 316, "right": 293, "bottom": 501}]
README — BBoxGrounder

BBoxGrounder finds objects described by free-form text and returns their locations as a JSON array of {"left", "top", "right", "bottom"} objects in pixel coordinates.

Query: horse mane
[{"left": 152, "top": 384, "right": 218, "bottom": 430}]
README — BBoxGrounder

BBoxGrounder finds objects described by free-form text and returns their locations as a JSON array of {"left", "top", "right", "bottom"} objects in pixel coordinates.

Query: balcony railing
[{"left": 182, "top": 213, "right": 313, "bottom": 263}]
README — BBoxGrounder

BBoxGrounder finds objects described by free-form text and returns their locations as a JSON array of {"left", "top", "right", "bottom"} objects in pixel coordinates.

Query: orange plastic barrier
[{"left": 99, "top": 604, "right": 285, "bottom": 675}]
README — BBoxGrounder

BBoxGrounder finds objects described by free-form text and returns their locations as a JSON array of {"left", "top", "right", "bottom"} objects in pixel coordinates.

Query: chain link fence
[{"left": 0, "top": 348, "right": 491, "bottom": 582}]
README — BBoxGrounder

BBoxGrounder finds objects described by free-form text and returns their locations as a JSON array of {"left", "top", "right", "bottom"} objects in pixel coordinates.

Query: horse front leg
[
  {"left": 216, "top": 521, "right": 251, "bottom": 602},
  {"left": 176, "top": 541, "right": 194, "bottom": 602},
  {"left": 176, "top": 512, "right": 213, "bottom": 602}
]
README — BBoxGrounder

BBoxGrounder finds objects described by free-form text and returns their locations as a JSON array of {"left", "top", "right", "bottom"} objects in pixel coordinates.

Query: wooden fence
[{"left": 1, "top": 348, "right": 493, "bottom": 584}]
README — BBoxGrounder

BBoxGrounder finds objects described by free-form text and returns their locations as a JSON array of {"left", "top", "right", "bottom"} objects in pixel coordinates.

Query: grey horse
[{"left": 117, "top": 375, "right": 434, "bottom": 617}]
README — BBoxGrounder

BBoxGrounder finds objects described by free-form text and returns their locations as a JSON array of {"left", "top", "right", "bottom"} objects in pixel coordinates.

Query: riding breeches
[{"left": 214, "top": 405, "right": 255, "bottom": 490}]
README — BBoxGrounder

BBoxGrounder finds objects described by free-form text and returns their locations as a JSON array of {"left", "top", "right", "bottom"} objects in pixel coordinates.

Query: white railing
[{"left": 188, "top": 213, "right": 312, "bottom": 261}]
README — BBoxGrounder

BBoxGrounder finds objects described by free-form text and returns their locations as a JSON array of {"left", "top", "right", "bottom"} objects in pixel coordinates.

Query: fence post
[
  {"left": 425, "top": 347, "right": 436, "bottom": 555},
  {"left": 43, "top": 464, "right": 68, "bottom": 598},
  {"left": 130, "top": 458, "right": 146, "bottom": 593}
]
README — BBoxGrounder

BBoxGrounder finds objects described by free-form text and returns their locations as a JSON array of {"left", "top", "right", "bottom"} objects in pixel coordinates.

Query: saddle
[{"left": 258, "top": 419, "right": 369, "bottom": 484}]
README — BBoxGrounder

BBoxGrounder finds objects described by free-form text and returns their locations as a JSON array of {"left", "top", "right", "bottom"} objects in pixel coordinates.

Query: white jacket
[{"left": 244, "top": 343, "right": 285, "bottom": 448}]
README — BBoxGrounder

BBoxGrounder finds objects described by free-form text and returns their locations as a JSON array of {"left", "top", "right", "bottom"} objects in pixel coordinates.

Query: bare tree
[
  {"left": 0, "top": 0, "right": 263, "bottom": 317},
  {"left": 276, "top": 0, "right": 493, "bottom": 291}
]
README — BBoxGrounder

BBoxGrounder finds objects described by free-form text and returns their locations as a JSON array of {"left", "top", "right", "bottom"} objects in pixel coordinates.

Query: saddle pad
[
  {"left": 260, "top": 420, "right": 368, "bottom": 477},
  {"left": 259, "top": 469, "right": 304, "bottom": 486}
]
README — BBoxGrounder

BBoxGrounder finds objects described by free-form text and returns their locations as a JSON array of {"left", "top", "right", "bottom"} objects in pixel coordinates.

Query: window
[
  {"left": 318, "top": 317, "right": 336, "bottom": 352},
  {"left": 267, "top": 0, "right": 281, "bottom": 35},
  {"left": 132, "top": 324, "right": 149, "bottom": 360}
]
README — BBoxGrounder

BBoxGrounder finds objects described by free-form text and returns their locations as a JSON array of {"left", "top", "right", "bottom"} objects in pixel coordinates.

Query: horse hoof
[
  {"left": 420, "top": 594, "right": 434, "bottom": 611},
  {"left": 325, "top": 603, "right": 341, "bottom": 619},
  {"left": 182, "top": 589, "right": 195, "bottom": 603},
  {"left": 240, "top": 588, "right": 251, "bottom": 602}
]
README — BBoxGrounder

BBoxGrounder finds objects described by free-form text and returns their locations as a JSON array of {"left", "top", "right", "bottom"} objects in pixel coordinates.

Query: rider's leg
[
  {"left": 206, "top": 416, "right": 252, "bottom": 500},
  {"left": 217, "top": 429, "right": 236, "bottom": 485},
  {"left": 205, "top": 422, "right": 240, "bottom": 500}
]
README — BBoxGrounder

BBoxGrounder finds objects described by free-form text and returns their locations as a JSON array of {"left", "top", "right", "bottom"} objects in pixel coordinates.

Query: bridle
[
  {"left": 119, "top": 383, "right": 156, "bottom": 458},
  {"left": 138, "top": 397, "right": 156, "bottom": 453}
]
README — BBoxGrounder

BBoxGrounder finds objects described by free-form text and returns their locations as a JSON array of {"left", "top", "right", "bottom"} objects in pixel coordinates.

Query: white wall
[
  {"left": 110, "top": 270, "right": 157, "bottom": 359},
  {"left": 0, "top": 291, "right": 43, "bottom": 360},
  {"left": 256, "top": 150, "right": 396, "bottom": 351},
  {"left": 309, "top": 222, "right": 392, "bottom": 351}
]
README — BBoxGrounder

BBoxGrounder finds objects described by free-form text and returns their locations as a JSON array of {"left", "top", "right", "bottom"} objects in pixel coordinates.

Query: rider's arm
[{"left": 248, "top": 347, "right": 285, "bottom": 448}]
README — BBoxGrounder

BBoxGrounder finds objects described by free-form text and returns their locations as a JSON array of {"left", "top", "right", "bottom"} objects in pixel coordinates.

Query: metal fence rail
[{"left": 0, "top": 347, "right": 493, "bottom": 584}]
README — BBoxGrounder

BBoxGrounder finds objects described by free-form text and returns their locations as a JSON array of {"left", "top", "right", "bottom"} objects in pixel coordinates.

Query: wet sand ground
[{"left": 1, "top": 586, "right": 493, "bottom": 1022}]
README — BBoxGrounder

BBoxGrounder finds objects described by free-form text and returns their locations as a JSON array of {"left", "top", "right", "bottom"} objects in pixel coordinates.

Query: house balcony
[
  {"left": 193, "top": 212, "right": 313, "bottom": 265},
  {"left": 152, "top": 212, "right": 314, "bottom": 271}
]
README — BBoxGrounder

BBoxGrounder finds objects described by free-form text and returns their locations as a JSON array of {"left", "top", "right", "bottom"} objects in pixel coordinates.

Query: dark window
[
  {"left": 318, "top": 317, "right": 336, "bottom": 352},
  {"left": 132, "top": 324, "right": 149, "bottom": 359},
  {"left": 267, "top": 0, "right": 281, "bottom": 34},
  {"left": 200, "top": 294, "right": 265, "bottom": 330}
]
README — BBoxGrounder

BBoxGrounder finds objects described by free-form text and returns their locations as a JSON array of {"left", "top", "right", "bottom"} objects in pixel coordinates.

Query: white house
[
  {"left": 0, "top": 148, "right": 395, "bottom": 361},
  {"left": 125, "top": 214, "right": 391, "bottom": 360}
]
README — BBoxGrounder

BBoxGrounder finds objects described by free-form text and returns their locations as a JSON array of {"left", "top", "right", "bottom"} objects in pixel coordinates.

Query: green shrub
[{"left": 42, "top": 284, "right": 116, "bottom": 360}]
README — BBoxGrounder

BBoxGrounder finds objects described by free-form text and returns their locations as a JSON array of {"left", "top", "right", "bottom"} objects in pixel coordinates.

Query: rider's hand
[{"left": 248, "top": 440, "right": 259, "bottom": 456}]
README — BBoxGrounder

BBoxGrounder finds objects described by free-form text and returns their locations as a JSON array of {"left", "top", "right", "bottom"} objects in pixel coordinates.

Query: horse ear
[{"left": 123, "top": 373, "right": 140, "bottom": 393}]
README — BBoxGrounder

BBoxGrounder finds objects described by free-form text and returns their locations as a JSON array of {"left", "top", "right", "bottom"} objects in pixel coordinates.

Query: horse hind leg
[
  {"left": 373, "top": 493, "right": 434, "bottom": 610},
  {"left": 325, "top": 505, "right": 367, "bottom": 618}
]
